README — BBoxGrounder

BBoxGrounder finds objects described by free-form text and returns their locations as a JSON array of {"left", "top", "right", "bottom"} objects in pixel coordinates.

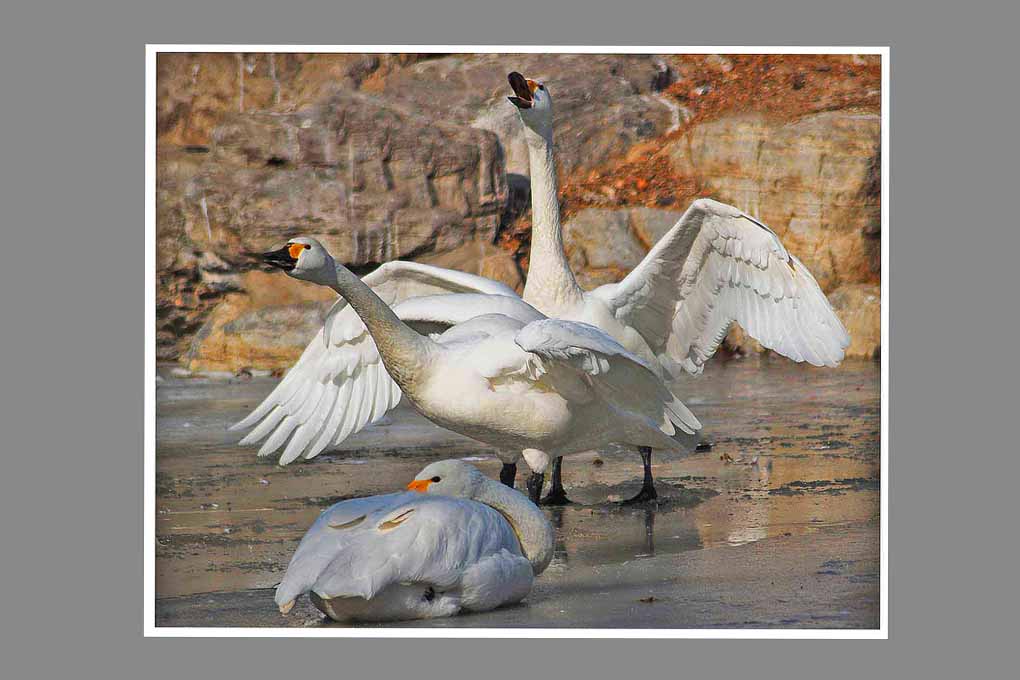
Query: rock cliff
[{"left": 156, "top": 53, "right": 881, "bottom": 370}]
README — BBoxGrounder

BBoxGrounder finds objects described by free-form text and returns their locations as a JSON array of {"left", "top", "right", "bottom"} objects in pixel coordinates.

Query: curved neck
[
  {"left": 476, "top": 479, "right": 554, "bottom": 575},
  {"left": 324, "top": 264, "right": 436, "bottom": 389},
  {"left": 521, "top": 127, "right": 582, "bottom": 311}
]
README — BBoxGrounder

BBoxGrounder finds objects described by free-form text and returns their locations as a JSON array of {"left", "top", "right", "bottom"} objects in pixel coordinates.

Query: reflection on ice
[
  {"left": 155, "top": 359, "right": 880, "bottom": 628},
  {"left": 727, "top": 527, "right": 768, "bottom": 547}
]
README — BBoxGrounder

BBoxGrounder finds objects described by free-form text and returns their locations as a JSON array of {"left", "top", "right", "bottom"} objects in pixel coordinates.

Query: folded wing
[
  {"left": 274, "top": 493, "right": 521, "bottom": 610},
  {"left": 514, "top": 319, "right": 701, "bottom": 435}
]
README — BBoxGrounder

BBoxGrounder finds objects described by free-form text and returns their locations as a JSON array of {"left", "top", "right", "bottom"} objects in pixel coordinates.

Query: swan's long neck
[
  {"left": 324, "top": 264, "right": 436, "bottom": 390},
  {"left": 520, "top": 127, "right": 583, "bottom": 313},
  {"left": 476, "top": 480, "right": 555, "bottom": 575}
]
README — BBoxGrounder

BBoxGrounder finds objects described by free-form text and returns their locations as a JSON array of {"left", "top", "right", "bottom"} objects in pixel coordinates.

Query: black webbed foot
[
  {"left": 620, "top": 484, "right": 658, "bottom": 505},
  {"left": 540, "top": 487, "right": 573, "bottom": 506}
]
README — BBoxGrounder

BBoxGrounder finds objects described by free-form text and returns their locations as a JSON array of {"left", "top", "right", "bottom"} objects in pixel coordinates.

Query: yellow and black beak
[
  {"left": 507, "top": 71, "right": 538, "bottom": 109},
  {"left": 262, "top": 244, "right": 300, "bottom": 272},
  {"left": 406, "top": 479, "right": 432, "bottom": 493}
]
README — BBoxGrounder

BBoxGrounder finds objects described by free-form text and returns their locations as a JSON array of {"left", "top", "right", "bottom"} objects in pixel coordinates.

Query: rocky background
[{"left": 156, "top": 53, "right": 881, "bottom": 372}]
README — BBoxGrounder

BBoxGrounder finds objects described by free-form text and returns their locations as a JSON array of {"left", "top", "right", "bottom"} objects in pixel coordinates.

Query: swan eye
[
  {"left": 538, "top": 84, "right": 545, "bottom": 91},
  {"left": 430, "top": 476, "right": 441, "bottom": 483}
]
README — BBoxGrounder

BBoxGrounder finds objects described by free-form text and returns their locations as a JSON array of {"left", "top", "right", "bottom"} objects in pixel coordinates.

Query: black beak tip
[
  {"left": 507, "top": 71, "right": 533, "bottom": 104},
  {"left": 261, "top": 246, "right": 297, "bottom": 271},
  {"left": 507, "top": 96, "right": 531, "bottom": 110}
]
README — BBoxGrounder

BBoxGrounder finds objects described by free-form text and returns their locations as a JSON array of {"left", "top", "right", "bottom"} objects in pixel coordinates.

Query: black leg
[
  {"left": 622, "top": 446, "right": 658, "bottom": 504},
  {"left": 541, "top": 456, "right": 572, "bottom": 505},
  {"left": 526, "top": 471, "right": 545, "bottom": 505},
  {"left": 499, "top": 462, "right": 518, "bottom": 489}
]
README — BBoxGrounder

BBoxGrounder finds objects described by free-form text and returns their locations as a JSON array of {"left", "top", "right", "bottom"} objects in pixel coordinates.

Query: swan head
[
  {"left": 262, "top": 236, "right": 336, "bottom": 285},
  {"left": 507, "top": 71, "right": 552, "bottom": 138},
  {"left": 406, "top": 460, "right": 486, "bottom": 499}
]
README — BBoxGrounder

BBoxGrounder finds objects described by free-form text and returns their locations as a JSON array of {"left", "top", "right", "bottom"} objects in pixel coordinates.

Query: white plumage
[
  {"left": 246, "top": 237, "right": 694, "bottom": 502},
  {"left": 233, "top": 74, "right": 850, "bottom": 506},
  {"left": 504, "top": 71, "right": 850, "bottom": 500},
  {"left": 509, "top": 72, "right": 850, "bottom": 382},
  {"left": 230, "top": 261, "right": 528, "bottom": 464},
  {"left": 275, "top": 460, "right": 553, "bottom": 622},
  {"left": 592, "top": 198, "right": 851, "bottom": 376}
]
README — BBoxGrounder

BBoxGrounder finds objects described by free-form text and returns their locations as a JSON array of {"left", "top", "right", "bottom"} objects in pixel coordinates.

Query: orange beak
[{"left": 406, "top": 479, "right": 431, "bottom": 493}]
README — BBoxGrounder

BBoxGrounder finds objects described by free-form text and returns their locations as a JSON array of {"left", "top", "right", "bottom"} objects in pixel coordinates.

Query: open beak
[
  {"left": 262, "top": 245, "right": 298, "bottom": 272},
  {"left": 406, "top": 479, "right": 431, "bottom": 493},
  {"left": 507, "top": 71, "right": 535, "bottom": 109}
]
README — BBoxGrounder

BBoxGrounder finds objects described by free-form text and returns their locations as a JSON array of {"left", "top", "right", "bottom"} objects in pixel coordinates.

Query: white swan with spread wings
[
  {"left": 230, "top": 257, "right": 527, "bottom": 465},
  {"left": 231, "top": 72, "right": 849, "bottom": 508},
  {"left": 247, "top": 237, "right": 697, "bottom": 504},
  {"left": 505, "top": 71, "right": 850, "bottom": 502}
]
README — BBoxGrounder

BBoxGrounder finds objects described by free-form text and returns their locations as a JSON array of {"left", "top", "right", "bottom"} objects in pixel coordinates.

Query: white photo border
[{"left": 145, "top": 44, "right": 890, "bottom": 639}]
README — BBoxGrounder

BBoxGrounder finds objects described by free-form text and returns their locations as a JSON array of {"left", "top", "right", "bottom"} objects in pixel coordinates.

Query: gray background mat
[{"left": 0, "top": 0, "right": 1012, "bottom": 677}]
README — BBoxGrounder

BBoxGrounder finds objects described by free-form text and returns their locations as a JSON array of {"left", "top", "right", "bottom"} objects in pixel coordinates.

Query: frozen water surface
[{"left": 155, "top": 357, "right": 880, "bottom": 629}]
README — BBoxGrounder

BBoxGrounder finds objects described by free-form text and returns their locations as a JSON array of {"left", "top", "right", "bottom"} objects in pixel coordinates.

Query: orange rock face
[
  {"left": 666, "top": 111, "right": 881, "bottom": 292},
  {"left": 156, "top": 53, "right": 882, "bottom": 369}
]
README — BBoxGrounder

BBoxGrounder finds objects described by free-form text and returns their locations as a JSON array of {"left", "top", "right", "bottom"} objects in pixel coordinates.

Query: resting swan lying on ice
[{"left": 275, "top": 460, "right": 554, "bottom": 622}]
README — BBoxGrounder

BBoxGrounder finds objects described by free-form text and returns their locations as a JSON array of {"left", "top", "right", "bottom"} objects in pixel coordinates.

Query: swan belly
[
  {"left": 408, "top": 341, "right": 661, "bottom": 456},
  {"left": 412, "top": 366, "right": 581, "bottom": 450},
  {"left": 310, "top": 585, "right": 461, "bottom": 622},
  {"left": 308, "top": 550, "right": 533, "bottom": 622}
]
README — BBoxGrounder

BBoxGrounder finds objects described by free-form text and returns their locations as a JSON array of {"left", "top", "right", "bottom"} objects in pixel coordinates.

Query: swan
[
  {"left": 256, "top": 237, "right": 699, "bottom": 504},
  {"left": 275, "top": 459, "right": 555, "bottom": 622},
  {"left": 231, "top": 73, "right": 850, "bottom": 506},
  {"left": 230, "top": 246, "right": 532, "bottom": 475},
  {"left": 506, "top": 71, "right": 851, "bottom": 503}
]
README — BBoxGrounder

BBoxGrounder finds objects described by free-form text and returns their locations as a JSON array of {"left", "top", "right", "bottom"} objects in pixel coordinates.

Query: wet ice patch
[{"left": 726, "top": 526, "right": 767, "bottom": 547}]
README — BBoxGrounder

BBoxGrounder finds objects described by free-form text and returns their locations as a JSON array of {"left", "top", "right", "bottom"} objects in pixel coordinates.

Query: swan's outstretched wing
[
  {"left": 595, "top": 198, "right": 850, "bottom": 375},
  {"left": 514, "top": 319, "right": 701, "bottom": 435},
  {"left": 231, "top": 261, "right": 521, "bottom": 465},
  {"left": 322, "top": 261, "right": 520, "bottom": 346},
  {"left": 274, "top": 492, "right": 522, "bottom": 612}
]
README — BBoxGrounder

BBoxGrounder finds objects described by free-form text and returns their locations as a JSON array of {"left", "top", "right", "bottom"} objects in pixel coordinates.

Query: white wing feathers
[
  {"left": 601, "top": 198, "right": 850, "bottom": 375},
  {"left": 232, "top": 261, "right": 522, "bottom": 464},
  {"left": 324, "top": 261, "right": 518, "bottom": 346},
  {"left": 514, "top": 319, "right": 701, "bottom": 435},
  {"left": 231, "top": 308, "right": 400, "bottom": 464},
  {"left": 274, "top": 493, "right": 406, "bottom": 608},
  {"left": 274, "top": 493, "right": 521, "bottom": 608}
]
